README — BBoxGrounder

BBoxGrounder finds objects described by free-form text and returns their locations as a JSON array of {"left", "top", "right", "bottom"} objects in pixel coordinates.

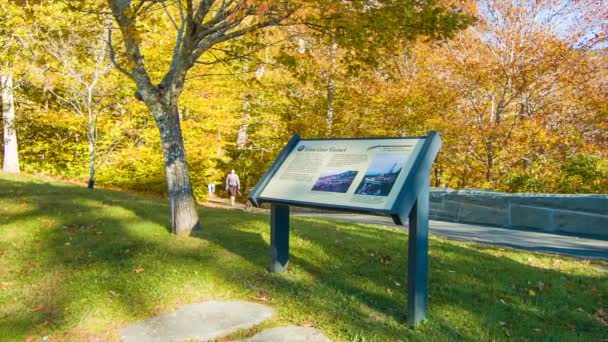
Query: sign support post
[
  {"left": 406, "top": 181, "right": 429, "bottom": 327},
  {"left": 270, "top": 204, "right": 290, "bottom": 273}
]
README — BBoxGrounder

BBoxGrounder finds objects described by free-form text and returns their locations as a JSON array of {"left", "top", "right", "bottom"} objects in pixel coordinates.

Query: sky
[{"left": 365, "top": 154, "right": 406, "bottom": 175}]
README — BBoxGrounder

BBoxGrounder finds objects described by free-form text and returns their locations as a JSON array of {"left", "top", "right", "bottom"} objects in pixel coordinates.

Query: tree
[
  {"left": 105, "top": 0, "right": 296, "bottom": 235},
  {"left": 0, "top": 1, "right": 26, "bottom": 173},
  {"left": 435, "top": 0, "right": 608, "bottom": 188},
  {"left": 104, "top": 0, "right": 472, "bottom": 235},
  {"left": 1, "top": 74, "right": 19, "bottom": 173},
  {"left": 45, "top": 28, "right": 114, "bottom": 189}
]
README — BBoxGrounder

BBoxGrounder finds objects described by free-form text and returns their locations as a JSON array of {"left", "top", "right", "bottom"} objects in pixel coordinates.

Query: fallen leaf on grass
[
  {"left": 537, "top": 281, "right": 545, "bottom": 292},
  {"left": 25, "top": 336, "right": 37, "bottom": 342},
  {"left": 109, "top": 291, "right": 118, "bottom": 297},
  {"left": 380, "top": 254, "right": 392, "bottom": 265},
  {"left": 533, "top": 328, "right": 544, "bottom": 333},
  {"left": 593, "top": 308, "right": 607, "bottom": 325},
  {"left": 134, "top": 266, "right": 144, "bottom": 274},
  {"left": 251, "top": 294, "right": 268, "bottom": 302},
  {"left": 498, "top": 321, "right": 507, "bottom": 327},
  {"left": 300, "top": 322, "right": 316, "bottom": 328},
  {"left": 566, "top": 322, "right": 576, "bottom": 332},
  {"left": 0, "top": 281, "right": 13, "bottom": 287},
  {"left": 32, "top": 304, "right": 47, "bottom": 312}
]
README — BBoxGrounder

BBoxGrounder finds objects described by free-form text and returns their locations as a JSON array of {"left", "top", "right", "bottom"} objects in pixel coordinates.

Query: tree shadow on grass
[{"left": 0, "top": 176, "right": 606, "bottom": 341}]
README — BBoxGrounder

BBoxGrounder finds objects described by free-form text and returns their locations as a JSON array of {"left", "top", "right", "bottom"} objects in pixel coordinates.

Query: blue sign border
[{"left": 249, "top": 132, "right": 441, "bottom": 222}]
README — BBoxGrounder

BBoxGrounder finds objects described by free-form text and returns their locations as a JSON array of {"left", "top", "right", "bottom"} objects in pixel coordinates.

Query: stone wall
[{"left": 430, "top": 189, "right": 608, "bottom": 238}]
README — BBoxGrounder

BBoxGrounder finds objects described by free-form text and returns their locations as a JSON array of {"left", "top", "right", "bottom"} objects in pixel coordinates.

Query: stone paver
[
  {"left": 237, "top": 326, "right": 332, "bottom": 342},
  {"left": 119, "top": 301, "right": 274, "bottom": 342}
]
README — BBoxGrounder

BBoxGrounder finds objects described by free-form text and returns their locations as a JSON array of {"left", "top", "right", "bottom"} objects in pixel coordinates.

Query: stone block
[
  {"left": 508, "top": 194, "right": 608, "bottom": 215},
  {"left": 509, "top": 205, "right": 555, "bottom": 231},
  {"left": 554, "top": 211, "right": 608, "bottom": 238},
  {"left": 457, "top": 202, "right": 506, "bottom": 227},
  {"left": 444, "top": 189, "right": 510, "bottom": 209}
]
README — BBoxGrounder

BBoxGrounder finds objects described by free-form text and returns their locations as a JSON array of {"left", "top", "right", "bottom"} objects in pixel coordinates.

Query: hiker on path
[
  {"left": 207, "top": 182, "right": 216, "bottom": 199},
  {"left": 225, "top": 169, "right": 241, "bottom": 206}
]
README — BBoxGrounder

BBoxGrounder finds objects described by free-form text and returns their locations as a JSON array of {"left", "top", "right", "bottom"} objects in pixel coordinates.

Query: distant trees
[
  {"left": 1, "top": 0, "right": 606, "bottom": 208},
  {"left": 104, "top": 0, "right": 472, "bottom": 235}
]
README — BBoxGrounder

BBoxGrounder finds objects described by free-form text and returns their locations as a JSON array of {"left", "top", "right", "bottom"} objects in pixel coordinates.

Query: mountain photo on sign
[
  {"left": 311, "top": 170, "right": 359, "bottom": 193},
  {"left": 355, "top": 154, "right": 406, "bottom": 196}
]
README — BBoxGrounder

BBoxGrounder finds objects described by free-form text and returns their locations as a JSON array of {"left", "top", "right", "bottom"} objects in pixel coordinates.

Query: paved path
[
  {"left": 203, "top": 198, "right": 607, "bottom": 261},
  {"left": 294, "top": 212, "right": 608, "bottom": 261}
]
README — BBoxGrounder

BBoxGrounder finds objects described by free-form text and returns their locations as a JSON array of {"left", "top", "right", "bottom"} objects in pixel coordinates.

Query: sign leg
[
  {"left": 270, "top": 204, "right": 290, "bottom": 273},
  {"left": 407, "top": 184, "right": 429, "bottom": 327}
]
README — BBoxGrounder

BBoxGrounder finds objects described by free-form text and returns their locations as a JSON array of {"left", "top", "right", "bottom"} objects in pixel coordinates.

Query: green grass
[{"left": 0, "top": 173, "right": 606, "bottom": 341}]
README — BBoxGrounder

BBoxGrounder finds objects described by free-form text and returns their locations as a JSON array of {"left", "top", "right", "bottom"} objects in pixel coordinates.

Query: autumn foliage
[{"left": 1, "top": 0, "right": 607, "bottom": 198}]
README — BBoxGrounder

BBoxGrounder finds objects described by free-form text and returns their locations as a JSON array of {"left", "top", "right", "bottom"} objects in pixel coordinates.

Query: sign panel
[{"left": 258, "top": 137, "right": 425, "bottom": 212}]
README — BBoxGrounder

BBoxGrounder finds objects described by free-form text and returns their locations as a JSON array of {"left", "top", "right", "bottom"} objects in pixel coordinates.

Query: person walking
[
  {"left": 225, "top": 169, "right": 241, "bottom": 206},
  {"left": 207, "top": 182, "right": 215, "bottom": 199}
]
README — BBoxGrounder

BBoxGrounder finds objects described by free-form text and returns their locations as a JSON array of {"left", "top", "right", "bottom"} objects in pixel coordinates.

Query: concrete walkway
[
  {"left": 294, "top": 212, "right": 608, "bottom": 261},
  {"left": 204, "top": 199, "right": 608, "bottom": 261}
]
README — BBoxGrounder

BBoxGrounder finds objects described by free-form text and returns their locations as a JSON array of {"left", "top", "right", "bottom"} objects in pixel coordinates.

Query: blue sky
[{"left": 366, "top": 154, "right": 406, "bottom": 175}]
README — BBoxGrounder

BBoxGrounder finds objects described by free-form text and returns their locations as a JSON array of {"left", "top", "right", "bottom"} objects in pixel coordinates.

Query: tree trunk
[
  {"left": 87, "top": 88, "right": 96, "bottom": 189},
  {"left": 236, "top": 95, "right": 251, "bottom": 150},
  {"left": 87, "top": 137, "right": 96, "bottom": 189},
  {"left": 153, "top": 102, "right": 200, "bottom": 235},
  {"left": 326, "top": 38, "right": 337, "bottom": 137},
  {"left": 1, "top": 74, "right": 19, "bottom": 173}
]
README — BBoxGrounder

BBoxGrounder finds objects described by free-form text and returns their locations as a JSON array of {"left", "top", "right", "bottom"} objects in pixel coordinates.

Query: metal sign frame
[{"left": 249, "top": 131, "right": 442, "bottom": 327}]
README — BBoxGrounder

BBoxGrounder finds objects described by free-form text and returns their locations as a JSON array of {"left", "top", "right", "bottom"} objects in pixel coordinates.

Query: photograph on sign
[
  {"left": 311, "top": 170, "right": 358, "bottom": 193},
  {"left": 355, "top": 154, "right": 406, "bottom": 196},
  {"left": 258, "top": 138, "right": 425, "bottom": 211}
]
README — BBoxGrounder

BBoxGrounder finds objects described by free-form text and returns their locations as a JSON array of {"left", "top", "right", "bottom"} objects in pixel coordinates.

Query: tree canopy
[{"left": 1, "top": 0, "right": 606, "bottom": 226}]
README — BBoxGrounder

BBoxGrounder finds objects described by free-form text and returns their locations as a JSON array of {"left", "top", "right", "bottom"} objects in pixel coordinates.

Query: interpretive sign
[
  {"left": 249, "top": 131, "right": 442, "bottom": 327},
  {"left": 257, "top": 138, "right": 424, "bottom": 212}
]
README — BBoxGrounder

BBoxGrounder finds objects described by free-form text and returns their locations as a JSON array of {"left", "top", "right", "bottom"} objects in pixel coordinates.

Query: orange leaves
[
  {"left": 245, "top": 0, "right": 270, "bottom": 15},
  {"left": 258, "top": 2, "right": 269, "bottom": 14}
]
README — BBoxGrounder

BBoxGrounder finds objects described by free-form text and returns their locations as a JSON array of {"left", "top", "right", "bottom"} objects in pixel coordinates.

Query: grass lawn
[{"left": 0, "top": 173, "right": 606, "bottom": 341}]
